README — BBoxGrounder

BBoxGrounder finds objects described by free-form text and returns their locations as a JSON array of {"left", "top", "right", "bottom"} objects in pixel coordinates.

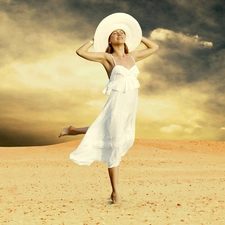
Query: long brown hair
[{"left": 105, "top": 43, "right": 129, "bottom": 53}]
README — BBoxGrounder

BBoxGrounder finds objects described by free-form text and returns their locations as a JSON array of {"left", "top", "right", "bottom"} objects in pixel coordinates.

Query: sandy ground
[{"left": 0, "top": 139, "right": 225, "bottom": 225}]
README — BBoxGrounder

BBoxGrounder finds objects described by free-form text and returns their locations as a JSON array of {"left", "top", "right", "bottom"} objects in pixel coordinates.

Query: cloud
[
  {"left": 134, "top": 27, "right": 224, "bottom": 141},
  {"left": 151, "top": 29, "right": 213, "bottom": 49},
  {"left": 160, "top": 124, "right": 183, "bottom": 133},
  {"left": 138, "top": 28, "right": 214, "bottom": 96},
  {"left": 10, "top": 52, "right": 107, "bottom": 91},
  {"left": 0, "top": 0, "right": 98, "bottom": 67},
  {"left": 160, "top": 121, "right": 202, "bottom": 134},
  {"left": 0, "top": 80, "right": 107, "bottom": 146}
]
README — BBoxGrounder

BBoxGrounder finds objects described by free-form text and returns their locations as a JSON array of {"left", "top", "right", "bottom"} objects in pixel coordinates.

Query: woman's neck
[{"left": 112, "top": 45, "right": 126, "bottom": 57}]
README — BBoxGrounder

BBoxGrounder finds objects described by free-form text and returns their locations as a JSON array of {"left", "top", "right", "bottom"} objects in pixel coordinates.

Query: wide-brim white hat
[{"left": 94, "top": 12, "right": 142, "bottom": 52}]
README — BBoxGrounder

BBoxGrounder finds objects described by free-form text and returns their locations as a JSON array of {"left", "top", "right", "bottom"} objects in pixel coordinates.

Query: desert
[{"left": 0, "top": 139, "right": 225, "bottom": 225}]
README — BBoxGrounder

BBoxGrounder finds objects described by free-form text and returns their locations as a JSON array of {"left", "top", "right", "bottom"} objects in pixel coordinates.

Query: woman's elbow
[
  {"left": 155, "top": 44, "right": 159, "bottom": 50},
  {"left": 76, "top": 49, "right": 82, "bottom": 56}
]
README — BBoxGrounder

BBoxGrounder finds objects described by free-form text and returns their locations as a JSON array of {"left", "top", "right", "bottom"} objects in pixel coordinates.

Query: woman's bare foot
[
  {"left": 59, "top": 126, "right": 88, "bottom": 138},
  {"left": 59, "top": 126, "right": 78, "bottom": 138},
  {"left": 110, "top": 192, "right": 121, "bottom": 204}
]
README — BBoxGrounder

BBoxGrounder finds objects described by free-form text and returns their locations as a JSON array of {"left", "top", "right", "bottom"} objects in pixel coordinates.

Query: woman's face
[{"left": 109, "top": 29, "right": 126, "bottom": 45}]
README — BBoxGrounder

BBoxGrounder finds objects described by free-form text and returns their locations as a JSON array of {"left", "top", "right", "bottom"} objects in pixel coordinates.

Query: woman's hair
[{"left": 105, "top": 43, "right": 129, "bottom": 53}]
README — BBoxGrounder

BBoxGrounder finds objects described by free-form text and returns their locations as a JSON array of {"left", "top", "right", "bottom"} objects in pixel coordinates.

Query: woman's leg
[
  {"left": 108, "top": 166, "right": 121, "bottom": 204},
  {"left": 59, "top": 126, "right": 89, "bottom": 138}
]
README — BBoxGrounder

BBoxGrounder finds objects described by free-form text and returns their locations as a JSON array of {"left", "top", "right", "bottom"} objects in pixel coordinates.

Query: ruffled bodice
[{"left": 102, "top": 65, "right": 140, "bottom": 95}]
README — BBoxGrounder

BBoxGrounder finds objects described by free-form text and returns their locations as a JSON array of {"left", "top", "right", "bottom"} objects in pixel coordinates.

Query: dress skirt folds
[{"left": 70, "top": 58, "right": 140, "bottom": 168}]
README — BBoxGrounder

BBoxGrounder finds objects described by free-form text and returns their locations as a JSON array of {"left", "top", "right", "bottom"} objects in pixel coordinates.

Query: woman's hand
[
  {"left": 141, "top": 37, "right": 159, "bottom": 49},
  {"left": 76, "top": 38, "right": 106, "bottom": 63}
]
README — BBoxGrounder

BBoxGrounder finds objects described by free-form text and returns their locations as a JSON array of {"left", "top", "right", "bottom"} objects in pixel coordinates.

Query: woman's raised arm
[
  {"left": 131, "top": 37, "right": 159, "bottom": 62},
  {"left": 76, "top": 39, "right": 107, "bottom": 64}
]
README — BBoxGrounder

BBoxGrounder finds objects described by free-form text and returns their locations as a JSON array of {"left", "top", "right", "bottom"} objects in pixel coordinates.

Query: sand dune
[{"left": 0, "top": 139, "right": 225, "bottom": 225}]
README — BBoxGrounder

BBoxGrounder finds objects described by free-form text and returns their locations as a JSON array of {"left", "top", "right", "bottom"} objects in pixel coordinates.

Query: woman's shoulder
[{"left": 103, "top": 53, "right": 114, "bottom": 65}]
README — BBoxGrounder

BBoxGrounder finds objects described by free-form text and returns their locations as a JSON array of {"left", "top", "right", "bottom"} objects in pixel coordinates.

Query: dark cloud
[
  {"left": 0, "top": 82, "right": 102, "bottom": 146},
  {"left": 137, "top": 26, "right": 225, "bottom": 141},
  {"left": 2, "top": 0, "right": 224, "bottom": 46}
]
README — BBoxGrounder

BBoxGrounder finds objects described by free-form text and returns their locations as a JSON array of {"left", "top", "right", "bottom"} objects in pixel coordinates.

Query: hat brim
[{"left": 94, "top": 13, "right": 142, "bottom": 52}]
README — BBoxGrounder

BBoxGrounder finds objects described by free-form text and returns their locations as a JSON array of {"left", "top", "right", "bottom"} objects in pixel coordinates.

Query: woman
[{"left": 59, "top": 13, "right": 158, "bottom": 204}]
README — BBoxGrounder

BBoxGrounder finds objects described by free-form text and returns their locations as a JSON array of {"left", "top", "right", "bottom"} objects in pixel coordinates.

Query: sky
[{"left": 0, "top": 0, "right": 225, "bottom": 146}]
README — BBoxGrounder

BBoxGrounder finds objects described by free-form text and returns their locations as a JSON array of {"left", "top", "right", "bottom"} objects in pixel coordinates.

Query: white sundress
[{"left": 69, "top": 54, "right": 140, "bottom": 168}]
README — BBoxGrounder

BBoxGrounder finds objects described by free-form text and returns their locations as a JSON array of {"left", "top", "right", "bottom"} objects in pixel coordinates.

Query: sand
[{"left": 0, "top": 139, "right": 225, "bottom": 225}]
